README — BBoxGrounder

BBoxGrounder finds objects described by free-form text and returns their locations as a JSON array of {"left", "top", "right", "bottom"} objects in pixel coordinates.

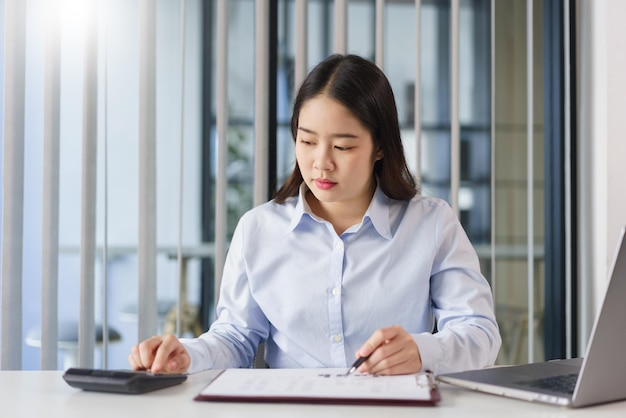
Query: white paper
[{"left": 199, "top": 368, "right": 435, "bottom": 401}]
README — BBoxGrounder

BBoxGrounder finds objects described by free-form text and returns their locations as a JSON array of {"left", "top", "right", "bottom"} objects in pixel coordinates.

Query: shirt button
[
  {"left": 333, "top": 334, "right": 343, "bottom": 343},
  {"left": 332, "top": 287, "right": 340, "bottom": 296},
  {"left": 335, "top": 242, "right": 343, "bottom": 250}
]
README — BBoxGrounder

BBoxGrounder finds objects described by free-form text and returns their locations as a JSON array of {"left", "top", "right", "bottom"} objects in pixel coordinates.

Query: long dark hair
[{"left": 273, "top": 54, "right": 419, "bottom": 203}]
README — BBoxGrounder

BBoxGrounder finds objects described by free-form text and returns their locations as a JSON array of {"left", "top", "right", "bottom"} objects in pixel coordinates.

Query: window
[{"left": 0, "top": 0, "right": 574, "bottom": 370}]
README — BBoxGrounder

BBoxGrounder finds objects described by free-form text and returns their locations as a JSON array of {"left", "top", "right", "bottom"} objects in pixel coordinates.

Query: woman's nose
[{"left": 313, "top": 147, "right": 334, "bottom": 171}]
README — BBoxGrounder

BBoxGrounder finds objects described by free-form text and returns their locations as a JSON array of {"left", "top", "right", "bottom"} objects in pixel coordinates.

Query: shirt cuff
[
  {"left": 413, "top": 333, "right": 443, "bottom": 373},
  {"left": 179, "top": 337, "right": 213, "bottom": 374}
]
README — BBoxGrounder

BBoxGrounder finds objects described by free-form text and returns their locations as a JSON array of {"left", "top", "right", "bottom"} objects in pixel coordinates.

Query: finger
[
  {"left": 369, "top": 343, "right": 421, "bottom": 375},
  {"left": 353, "top": 326, "right": 402, "bottom": 374},
  {"left": 168, "top": 343, "right": 191, "bottom": 373},
  {"left": 134, "top": 336, "right": 163, "bottom": 371},
  {"left": 129, "top": 341, "right": 149, "bottom": 370},
  {"left": 360, "top": 327, "right": 422, "bottom": 375},
  {"left": 152, "top": 334, "right": 185, "bottom": 373},
  {"left": 357, "top": 326, "right": 401, "bottom": 358},
  {"left": 128, "top": 351, "right": 142, "bottom": 371},
  {"left": 358, "top": 337, "right": 403, "bottom": 373}
]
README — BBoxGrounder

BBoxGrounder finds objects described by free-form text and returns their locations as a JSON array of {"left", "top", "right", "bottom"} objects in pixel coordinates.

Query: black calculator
[{"left": 63, "top": 367, "right": 187, "bottom": 394}]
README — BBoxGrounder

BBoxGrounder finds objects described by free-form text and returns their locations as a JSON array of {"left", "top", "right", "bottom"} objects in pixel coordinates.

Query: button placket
[{"left": 328, "top": 237, "right": 346, "bottom": 366}]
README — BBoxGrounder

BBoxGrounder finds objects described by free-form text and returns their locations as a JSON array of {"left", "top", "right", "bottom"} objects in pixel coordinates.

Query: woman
[{"left": 129, "top": 54, "right": 501, "bottom": 376}]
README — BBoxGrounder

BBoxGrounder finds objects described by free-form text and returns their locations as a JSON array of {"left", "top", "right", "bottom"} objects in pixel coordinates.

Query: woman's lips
[{"left": 314, "top": 179, "right": 336, "bottom": 190}]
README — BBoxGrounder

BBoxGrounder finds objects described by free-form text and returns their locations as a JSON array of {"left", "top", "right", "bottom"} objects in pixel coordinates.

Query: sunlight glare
[{"left": 59, "top": 0, "right": 95, "bottom": 37}]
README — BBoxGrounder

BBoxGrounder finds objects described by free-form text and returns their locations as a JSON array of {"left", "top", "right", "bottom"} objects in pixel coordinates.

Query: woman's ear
[{"left": 375, "top": 148, "right": 384, "bottom": 161}]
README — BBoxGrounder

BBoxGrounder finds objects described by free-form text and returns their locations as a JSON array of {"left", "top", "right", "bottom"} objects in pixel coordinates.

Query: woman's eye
[{"left": 335, "top": 146, "right": 352, "bottom": 151}]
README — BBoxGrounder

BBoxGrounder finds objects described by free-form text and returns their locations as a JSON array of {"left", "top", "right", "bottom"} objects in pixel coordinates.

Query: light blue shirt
[{"left": 181, "top": 184, "right": 501, "bottom": 374}]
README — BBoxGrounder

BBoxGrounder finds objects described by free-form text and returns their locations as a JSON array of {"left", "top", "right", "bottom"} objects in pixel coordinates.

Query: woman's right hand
[{"left": 128, "top": 334, "right": 191, "bottom": 374}]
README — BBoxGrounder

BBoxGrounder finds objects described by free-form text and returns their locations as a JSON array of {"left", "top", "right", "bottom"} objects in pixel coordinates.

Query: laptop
[{"left": 437, "top": 226, "right": 626, "bottom": 408}]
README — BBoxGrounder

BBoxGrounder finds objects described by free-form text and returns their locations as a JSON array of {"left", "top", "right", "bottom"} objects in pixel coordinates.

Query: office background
[{"left": 1, "top": 0, "right": 625, "bottom": 371}]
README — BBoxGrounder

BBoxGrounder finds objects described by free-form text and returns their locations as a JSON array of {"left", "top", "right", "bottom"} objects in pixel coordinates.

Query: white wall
[
  {"left": 577, "top": 0, "right": 626, "bottom": 351},
  {"left": 605, "top": 1, "right": 626, "bottom": 270}
]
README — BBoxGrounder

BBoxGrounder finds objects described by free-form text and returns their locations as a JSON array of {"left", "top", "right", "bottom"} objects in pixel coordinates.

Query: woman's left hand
[{"left": 354, "top": 325, "right": 422, "bottom": 375}]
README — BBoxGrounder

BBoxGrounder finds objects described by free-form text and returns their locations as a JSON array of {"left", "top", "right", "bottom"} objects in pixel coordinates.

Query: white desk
[{"left": 2, "top": 370, "right": 625, "bottom": 417}]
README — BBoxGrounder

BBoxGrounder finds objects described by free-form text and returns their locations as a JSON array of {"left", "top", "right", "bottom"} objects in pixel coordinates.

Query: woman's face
[{"left": 295, "top": 95, "right": 382, "bottom": 211}]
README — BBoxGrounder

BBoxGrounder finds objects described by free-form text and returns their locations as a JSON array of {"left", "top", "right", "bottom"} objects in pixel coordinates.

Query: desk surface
[{"left": 2, "top": 370, "right": 625, "bottom": 417}]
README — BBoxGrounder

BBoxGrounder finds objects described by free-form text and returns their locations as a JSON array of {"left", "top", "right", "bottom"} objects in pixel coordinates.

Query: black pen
[{"left": 345, "top": 355, "right": 370, "bottom": 376}]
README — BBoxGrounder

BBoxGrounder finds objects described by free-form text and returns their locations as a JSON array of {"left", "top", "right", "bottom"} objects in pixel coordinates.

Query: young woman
[{"left": 129, "top": 54, "right": 501, "bottom": 376}]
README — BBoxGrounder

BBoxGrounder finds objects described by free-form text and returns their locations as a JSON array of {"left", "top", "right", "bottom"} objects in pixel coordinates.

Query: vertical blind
[
  {"left": 214, "top": 0, "right": 228, "bottom": 302},
  {"left": 1, "top": 0, "right": 26, "bottom": 370},
  {"left": 41, "top": 0, "right": 61, "bottom": 370},
  {"left": 137, "top": 0, "right": 158, "bottom": 344},
  {"left": 78, "top": 0, "right": 98, "bottom": 368},
  {"left": 0, "top": 0, "right": 553, "bottom": 370},
  {"left": 525, "top": 0, "right": 535, "bottom": 363}
]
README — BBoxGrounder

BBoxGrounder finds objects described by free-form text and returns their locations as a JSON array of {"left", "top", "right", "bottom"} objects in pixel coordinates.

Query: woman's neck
[{"left": 305, "top": 185, "right": 375, "bottom": 235}]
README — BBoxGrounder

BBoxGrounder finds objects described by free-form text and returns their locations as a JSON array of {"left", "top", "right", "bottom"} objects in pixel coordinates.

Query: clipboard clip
[{"left": 417, "top": 370, "right": 438, "bottom": 390}]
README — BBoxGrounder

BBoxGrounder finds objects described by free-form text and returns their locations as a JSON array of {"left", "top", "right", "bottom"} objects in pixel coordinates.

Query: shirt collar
[
  {"left": 286, "top": 182, "right": 393, "bottom": 240},
  {"left": 364, "top": 185, "right": 393, "bottom": 240},
  {"left": 285, "top": 183, "right": 317, "bottom": 235}
]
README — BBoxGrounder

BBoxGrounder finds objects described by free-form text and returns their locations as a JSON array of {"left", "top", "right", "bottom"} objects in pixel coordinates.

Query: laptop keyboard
[{"left": 518, "top": 373, "right": 579, "bottom": 395}]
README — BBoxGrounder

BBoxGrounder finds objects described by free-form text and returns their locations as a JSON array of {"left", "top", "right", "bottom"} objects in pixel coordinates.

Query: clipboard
[{"left": 194, "top": 368, "right": 440, "bottom": 406}]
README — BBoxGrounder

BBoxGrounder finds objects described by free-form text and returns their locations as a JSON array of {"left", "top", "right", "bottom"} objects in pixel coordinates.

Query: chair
[{"left": 251, "top": 342, "right": 269, "bottom": 368}]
